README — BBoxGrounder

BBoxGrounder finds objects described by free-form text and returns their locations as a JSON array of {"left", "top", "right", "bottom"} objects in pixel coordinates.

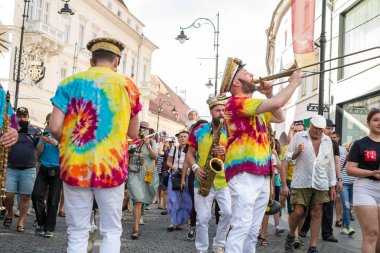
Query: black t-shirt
[
  {"left": 331, "top": 139, "right": 340, "bottom": 157},
  {"left": 348, "top": 136, "right": 380, "bottom": 181},
  {"left": 8, "top": 127, "right": 39, "bottom": 169}
]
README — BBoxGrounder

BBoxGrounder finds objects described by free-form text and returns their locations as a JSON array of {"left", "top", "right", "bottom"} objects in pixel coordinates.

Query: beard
[
  {"left": 239, "top": 78, "right": 256, "bottom": 93},
  {"left": 212, "top": 116, "right": 223, "bottom": 127}
]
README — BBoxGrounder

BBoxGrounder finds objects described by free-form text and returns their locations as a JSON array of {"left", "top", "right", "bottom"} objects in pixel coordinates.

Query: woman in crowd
[
  {"left": 127, "top": 121, "right": 158, "bottom": 240},
  {"left": 346, "top": 108, "right": 380, "bottom": 253},
  {"left": 166, "top": 130, "right": 192, "bottom": 231}
]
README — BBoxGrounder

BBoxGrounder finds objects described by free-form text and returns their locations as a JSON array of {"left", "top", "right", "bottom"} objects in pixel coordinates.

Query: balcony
[{"left": 24, "top": 20, "right": 64, "bottom": 52}]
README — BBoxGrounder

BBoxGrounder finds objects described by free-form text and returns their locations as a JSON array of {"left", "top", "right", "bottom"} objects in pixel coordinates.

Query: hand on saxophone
[
  {"left": 212, "top": 145, "right": 226, "bottom": 155},
  {"left": 192, "top": 164, "right": 205, "bottom": 181},
  {"left": 1, "top": 128, "right": 18, "bottom": 148}
]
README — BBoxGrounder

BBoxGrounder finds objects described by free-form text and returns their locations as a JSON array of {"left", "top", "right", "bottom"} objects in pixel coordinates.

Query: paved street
[{"left": 0, "top": 203, "right": 362, "bottom": 253}]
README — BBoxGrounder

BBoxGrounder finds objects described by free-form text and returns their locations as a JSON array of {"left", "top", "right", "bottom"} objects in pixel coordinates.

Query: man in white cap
[{"left": 284, "top": 115, "right": 337, "bottom": 253}]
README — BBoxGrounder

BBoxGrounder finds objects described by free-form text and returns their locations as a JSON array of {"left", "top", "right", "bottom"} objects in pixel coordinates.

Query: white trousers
[
  {"left": 194, "top": 187, "right": 232, "bottom": 252},
  {"left": 225, "top": 172, "right": 270, "bottom": 253},
  {"left": 63, "top": 182, "right": 124, "bottom": 253}
]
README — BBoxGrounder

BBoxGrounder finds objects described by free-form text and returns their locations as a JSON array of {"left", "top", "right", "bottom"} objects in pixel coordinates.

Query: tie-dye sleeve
[
  {"left": 51, "top": 81, "right": 70, "bottom": 114},
  {"left": 187, "top": 125, "right": 199, "bottom": 150},
  {"left": 240, "top": 98, "right": 264, "bottom": 117},
  {"left": 124, "top": 77, "right": 142, "bottom": 118},
  {"left": 263, "top": 111, "right": 272, "bottom": 123}
]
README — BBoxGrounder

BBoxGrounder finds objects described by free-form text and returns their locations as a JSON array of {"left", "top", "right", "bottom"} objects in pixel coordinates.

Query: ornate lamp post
[
  {"left": 156, "top": 98, "right": 178, "bottom": 134},
  {"left": 176, "top": 13, "right": 220, "bottom": 96}
]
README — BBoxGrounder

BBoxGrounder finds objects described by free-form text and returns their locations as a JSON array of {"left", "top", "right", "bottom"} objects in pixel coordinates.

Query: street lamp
[
  {"left": 156, "top": 98, "right": 178, "bottom": 134},
  {"left": 58, "top": 0, "right": 74, "bottom": 16},
  {"left": 176, "top": 13, "right": 220, "bottom": 96},
  {"left": 72, "top": 42, "right": 87, "bottom": 74},
  {"left": 205, "top": 71, "right": 223, "bottom": 90}
]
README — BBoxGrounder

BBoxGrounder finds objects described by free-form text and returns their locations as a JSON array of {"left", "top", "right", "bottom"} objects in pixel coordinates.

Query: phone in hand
[{"left": 43, "top": 130, "right": 50, "bottom": 137}]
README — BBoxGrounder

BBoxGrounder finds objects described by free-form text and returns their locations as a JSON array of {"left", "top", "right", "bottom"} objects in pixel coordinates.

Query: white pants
[
  {"left": 194, "top": 187, "right": 232, "bottom": 252},
  {"left": 63, "top": 182, "right": 124, "bottom": 253},
  {"left": 225, "top": 172, "right": 270, "bottom": 253}
]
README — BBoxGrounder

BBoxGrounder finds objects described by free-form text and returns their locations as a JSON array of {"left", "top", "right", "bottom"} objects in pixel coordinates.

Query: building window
[
  {"left": 36, "top": 0, "right": 43, "bottom": 20},
  {"left": 127, "top": 17, "right": 131, "bottom": 25},
  {"left": 43, "top": 2, "right": 49, "bottom": 23},
  {"left": 108, "top": 1, "right": 112, "bottom": 10},
  {"left": 117, "top": 10, "right": 122, "bottom": 18},
  {"left": 60, "top": 68, "right": 67, "bottom": 79},
  {"left": 131, "top": 58, "right": 135, "bottom": 78},
  {"left": 78, "top": 25, "right": 85, "bottom": 48},
  {"left": 339, "top": 93, "right": 380, "bottom": 144},
  {"left": 300, "top": 81, "right": 306, "bottom": 97},
  {"left": 284, "top": 30, "right": 287, "bottom": 47},
  {"left": 143, "top": 64, "right": 147, "bottom": 82},
  {"left": 340, "top": 0, "right": 380, "bottom": 79},
  {"left": 122, "top": 53, "right": 127, "bottom": 74},
  {"left": 135, "top": 25, "right": 140, "bottom": 33},
  {"left": 64, "top": 18, "right": 70, "bottom": 43}
]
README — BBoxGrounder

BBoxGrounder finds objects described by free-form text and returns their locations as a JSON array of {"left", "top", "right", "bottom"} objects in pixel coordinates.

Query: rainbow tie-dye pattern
[
  {"left": 224, "top": 96, "right": 272, "bottom": 182},
  {"left": 51, "top": 67, "right": 142, "bottom": 188},
  {"left": 188, "top": 122, "right": 228, "bottom": 190}
]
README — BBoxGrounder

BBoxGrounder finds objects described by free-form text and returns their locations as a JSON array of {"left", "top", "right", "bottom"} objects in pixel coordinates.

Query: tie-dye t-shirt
[
  {"left": 51, "top": 67, "right": 142, "bottom": 188},
  {"left": 188, "top": 122, "right": 228, "bottom": 190},
  {"left": 224, "top": 96, "right": 272, "bottom": 182}
]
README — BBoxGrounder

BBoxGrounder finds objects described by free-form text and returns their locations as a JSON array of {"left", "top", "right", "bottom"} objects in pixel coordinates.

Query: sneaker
[
  {"left": 213, "top": 247, "right": 224, "bottom": 253},
  {"left": 335, "top": 219, "right": 343, "bottom": 228},
  {"left": 350, "top": 212, "right": 355, "bottom": 221},
  {"left": 293, "top": 236, "right": 303, "bottom": 248},
  {"left": 342, "top": 226, "right": 355, "bottom": 236},
  {"left": 14, "top": 210, "right": 20, "bottom": 217},
  {"left": 299, "top": 231, "right": 307, "bottom": 238},
  {"left": 43, "top": 231, "right": 53, "bottom": 238},
  {"left": 274, "top": 226, "right": 285, "bottom": 235},
  {"left": 121, "top": 212, "right": 128, "bottom": 221},
  {"left": 187, "top": 226, "right": 196, "bottom": 240},
  {"left": 285, "top": 234, "right": 295, "bottom": 253},
  {"left": 139, "top": 216, "right": 145, "bottom": 225},
  {"left": 35, "top": 226, "right": 45, "bottom": 236},
  {"left": 323, "top": 235, "right": 338, "bottom": 242},
  {"left": 307, "top": 246, "right": 319, "bottom": 253},
  {"left": 160, "top": 209, "right": 168, "bottom": 215}
]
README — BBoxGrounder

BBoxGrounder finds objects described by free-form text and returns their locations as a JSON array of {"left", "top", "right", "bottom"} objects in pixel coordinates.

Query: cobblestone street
[{"left": 0, "top": 203, "right": 363, "bottom": 253}]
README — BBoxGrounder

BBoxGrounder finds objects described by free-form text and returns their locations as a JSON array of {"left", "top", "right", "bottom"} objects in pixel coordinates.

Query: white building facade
[
  {"left": 266, "top": 0, "right": 380, "bottom": 145},
  {"left": 0, "top": 0, "right": 158, "bottom": 127}
]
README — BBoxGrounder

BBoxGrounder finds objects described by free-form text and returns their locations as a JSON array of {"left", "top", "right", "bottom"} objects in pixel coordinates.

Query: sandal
[
  {"left": 131, "top": 230, "right": 139, "bottom": 240},
  {"left": 3, "top": 217, "right": 12, "bottom": 228},
  {"left": 175, "top": 226, "right": 183, "bottom": 231},
  {"left": 259, "top": 237, "right": 268, "bottom": 247},
  {"left": 17, "top": 225, "right": 25, "bottom": 232},
  {"left": 58, "top": 211, "right": 65, "bottom": 217},
  {"left": 167, "top": 225, "right": 174, "bottom": 232}
]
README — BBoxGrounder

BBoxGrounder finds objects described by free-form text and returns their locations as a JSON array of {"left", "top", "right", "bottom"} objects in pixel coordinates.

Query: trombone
[{"left": 250, "top": 46, "right": 380, "bottom": 88}]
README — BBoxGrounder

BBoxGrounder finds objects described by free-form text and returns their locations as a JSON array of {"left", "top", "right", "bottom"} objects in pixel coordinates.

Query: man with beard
[
  {"left": 186, "top": 96, "right": 231, "bottom": 253},
  {"left": 219, "top": 58, "right": 302, "bottom": 253}
]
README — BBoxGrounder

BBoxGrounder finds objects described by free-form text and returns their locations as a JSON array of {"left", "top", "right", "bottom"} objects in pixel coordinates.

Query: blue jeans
[{"left": 340, "top": 183, "right": 354, "bottom": 227}]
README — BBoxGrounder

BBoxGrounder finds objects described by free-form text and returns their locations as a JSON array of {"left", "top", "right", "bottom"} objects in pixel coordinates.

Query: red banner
[{"left": 292, "top": 0, "right": 316, "bottom": 67}]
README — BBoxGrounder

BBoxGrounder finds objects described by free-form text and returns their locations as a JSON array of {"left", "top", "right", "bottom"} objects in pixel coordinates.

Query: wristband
[
  {"left": 337, "top": 177, "right": 342, "bottom": 182},
  {"left": 191, "top": 164, "right": 200, "bottom": 173}
]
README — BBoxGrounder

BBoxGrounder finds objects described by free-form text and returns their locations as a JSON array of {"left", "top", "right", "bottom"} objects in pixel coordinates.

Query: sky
[{"left": 126, "top": 0, "right": 280, "bottom": 117}]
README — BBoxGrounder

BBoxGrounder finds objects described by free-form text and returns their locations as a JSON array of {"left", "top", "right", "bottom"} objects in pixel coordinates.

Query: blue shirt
[{"left": 38, "top": 131, "right": 59, "bottom": 167}]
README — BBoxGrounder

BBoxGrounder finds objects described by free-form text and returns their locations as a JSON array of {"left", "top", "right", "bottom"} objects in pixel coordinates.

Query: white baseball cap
[{"left": 310, "top": 115, "right": 326, "bottom": 129}]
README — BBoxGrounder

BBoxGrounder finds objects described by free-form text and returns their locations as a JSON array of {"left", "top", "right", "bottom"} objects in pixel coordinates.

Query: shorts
[
  {"left": 353, "top": 178, "right": 380, "bottom": 207},
  {"left": 159, "top": 173, "right": 167, "bottom": 190},
  {"left": 6, "top": 167, "right": 36, "bottom": 195},
  {"left": 290, "top": 188, "right": 330, "bottom": 209}
]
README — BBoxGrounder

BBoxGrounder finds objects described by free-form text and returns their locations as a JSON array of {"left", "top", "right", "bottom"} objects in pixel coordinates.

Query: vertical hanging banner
[{"left": 292, "top": 0, "right": 316, "bottom": 67}]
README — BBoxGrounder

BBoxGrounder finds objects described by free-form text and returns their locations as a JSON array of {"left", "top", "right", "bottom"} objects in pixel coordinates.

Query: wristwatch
[{"left": 337, "top": 177, "right": 342, "bottom": 182}]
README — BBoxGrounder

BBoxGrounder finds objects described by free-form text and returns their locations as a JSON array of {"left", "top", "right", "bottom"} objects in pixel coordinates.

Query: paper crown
[
  {"left": 86, "top": 38, "right": 125, "bottom": 56},
  {"left": 219, "top": 57, "right": 246, "bottom": 94}
]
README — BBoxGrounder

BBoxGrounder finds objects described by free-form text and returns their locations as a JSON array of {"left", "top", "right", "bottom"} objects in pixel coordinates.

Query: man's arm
[
  {"left": 256, "top": 70, "right": 303, "bottom": 118},
  {"left": 49, "top": 106, "right": 65, "bottom": 141},
  {"left": 128, "top": 114, "right": 139, "bottom": 139}
]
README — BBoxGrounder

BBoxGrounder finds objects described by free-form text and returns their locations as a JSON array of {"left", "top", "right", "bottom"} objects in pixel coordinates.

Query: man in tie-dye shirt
[
  {"left": 49, "top": 38, "right": 141, "bottom": 253},
  {"left": 219, "top": 57, "right": 302, "bottom": 253}
]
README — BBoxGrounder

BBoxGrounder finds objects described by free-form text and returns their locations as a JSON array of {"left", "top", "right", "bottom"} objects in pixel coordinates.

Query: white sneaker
[
  {"left": 139, "top": 216, "right": 145, "bottom": 225},
  {"left": 213, "top": 247, "right": 224, "bottom": 253}
]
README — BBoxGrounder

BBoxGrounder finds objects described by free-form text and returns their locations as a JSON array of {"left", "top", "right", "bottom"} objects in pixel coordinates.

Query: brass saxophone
[
  {"left": 0, "top": 91, "right": 10, "bottom": 210},
  {"left": 198, "top": 118, "right": 224, "bottom": 197}
]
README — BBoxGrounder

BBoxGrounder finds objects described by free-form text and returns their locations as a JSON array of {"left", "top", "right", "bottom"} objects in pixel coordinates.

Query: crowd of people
[{"left": 0, "top": 37, "right": 379, "bottom": 253}]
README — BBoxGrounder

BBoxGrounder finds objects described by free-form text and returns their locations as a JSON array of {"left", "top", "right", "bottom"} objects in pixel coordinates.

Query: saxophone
[
  {"left": 198, "top": 118, "right": 224, "bottom": 197},
  {"left": 0, "top": 91, "right": 10, "bottom": 211}
]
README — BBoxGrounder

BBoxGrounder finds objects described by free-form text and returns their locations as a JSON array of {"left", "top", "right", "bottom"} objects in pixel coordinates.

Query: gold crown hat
[
  {"left": 86, "top": 37, "right": 125, "bottom": 56},
  {"left": 219, "top": 57, "right": 246, "bottom": 94},
  {"left": 206, "top": 95, "right": 226, "bottom": 110}
]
